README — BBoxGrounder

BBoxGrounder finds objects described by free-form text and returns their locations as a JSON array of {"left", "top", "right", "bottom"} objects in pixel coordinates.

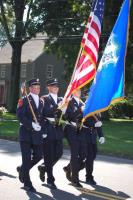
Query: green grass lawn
[
  {"left": 1, "top": 112, "right": 17, "bottom": 120},
  {"left": 0, "top": 113, "right": 19, "bottom": 140},
  {"left": 0, "top": 121, "right": 19, "bottom": 140},
  {"left": 0, "top": 113, "right": 133, "bottom": 158},
  {"left": 98, "top": 118, "right": 133, "bottom": 159}
]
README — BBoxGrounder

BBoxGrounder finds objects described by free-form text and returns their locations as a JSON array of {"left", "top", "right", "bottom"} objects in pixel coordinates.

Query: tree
[
  {"left": 0, "top": 25, "right": 7, "bottom": 47},
  {"left": 0, "top": 0, "right": 132, "bottom": 112},
  {"left": 42, "top": 0, "right": 92, "bottom": 79},
  {"left": 0, "top": 1, "right": 33, "bottom": 112},
  {"left": 0, "top": 0, "right": 92, "bottom": 112},
  {"left": 44, "top": 0, "right": 133, "bottom": 92}
]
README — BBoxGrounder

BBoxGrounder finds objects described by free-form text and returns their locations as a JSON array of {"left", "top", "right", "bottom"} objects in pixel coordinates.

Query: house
[{"left": 0, "top": 39, "right": 67, "bottom": 107}]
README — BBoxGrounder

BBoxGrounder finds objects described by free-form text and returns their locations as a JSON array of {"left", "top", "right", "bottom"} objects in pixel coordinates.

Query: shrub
[{"left": 109, "top": 98, "right": 133, "bottom": 119}]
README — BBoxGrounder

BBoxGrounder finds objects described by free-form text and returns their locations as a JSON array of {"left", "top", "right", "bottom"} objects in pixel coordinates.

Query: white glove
[
  {"left": 61, "top": 105, "right": 67, "bottom": 114},
  {"left": 99, "top": 137, "right": 105, "bottom": 144},
  {"left": 95, "top": 121, "right": 102, "bottom": 127},
  {"left": 58, "top": 101, "right": 63, "bottom": 107},
  {"left": 81, "top": 105, "right": 85, "bottom": 112},
  {"left": 42, "top": 134, "right": 47, "bottom": 138},
  {"left": 32, "top": 122, "right": 41, "bottom": 131}
]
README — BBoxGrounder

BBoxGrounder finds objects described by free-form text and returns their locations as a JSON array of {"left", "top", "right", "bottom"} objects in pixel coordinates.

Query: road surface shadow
[
  {"left": 93, "top": 184, "right": 131, "bottom": 199},
  {"left": 41, "top": 182, "right": 131, "bottom": 200},
  {"left": 0, "top": 139, "right": 20, "bottom": 155},
  {"left": 0, "top": 170, "right": 16, "bottom": 179},
  {"left": 79, "top": 182, "right": 131, "bottom": 199},
  {"left": 50, "top": 187, "right": 110, "bottom": 200},
  {"left": 25, "top": 190, "right": 54, "bottom": 200}
]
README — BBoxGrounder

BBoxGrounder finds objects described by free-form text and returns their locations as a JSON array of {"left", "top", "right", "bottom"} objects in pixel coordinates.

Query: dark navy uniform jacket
[
  {"left": 82, "top": 116, "right": 104, "bottom": 144},
  {"left": 42, "top": 94, "right": 64, "bottom": 140},
  {"left": 16, "top": 94, "right": 44, "bottom": 145},
  {"left": 64, "top": 97, "right": 86, "bottom": 142}
]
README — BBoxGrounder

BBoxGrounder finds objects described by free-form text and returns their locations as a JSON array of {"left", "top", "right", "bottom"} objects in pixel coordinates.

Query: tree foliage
[
  {"left": 0, "top": 0, "right": 132, "bottom": 112},
  {"left": 43, "top": 0, "right": 133, "bottom": 93}
]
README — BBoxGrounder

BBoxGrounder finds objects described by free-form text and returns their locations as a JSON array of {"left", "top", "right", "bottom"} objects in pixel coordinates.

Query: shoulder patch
[{"left": 17, "top": 98, "right": 23, "bottom": 108}]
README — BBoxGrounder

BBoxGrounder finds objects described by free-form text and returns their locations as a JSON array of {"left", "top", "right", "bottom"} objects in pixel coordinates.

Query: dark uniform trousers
[
  {"left": 16, "top": 95, "right": 44, "bottom": 186},
  {"left": 65, "top": 125, "right": 87, "bottom": 183},
  {"left": 64, "top": 98, "right": 86, "bottom": 183},
  {"left": 80, "top": 117, "right": 103, "bottom": 179},
  {"left": 20, "top": 141, "right": 42, "bottom": 185},
  {"left": 41, "top": 95, "right": 64, "bottom": 184}
]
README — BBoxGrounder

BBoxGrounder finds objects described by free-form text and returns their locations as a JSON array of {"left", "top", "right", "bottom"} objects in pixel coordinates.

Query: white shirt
[
  {"left": 49, "top": 93, "right": 58, "bottom": 104},
  {"left": 73, "top": 96, "right": 80, "bottom": 105},
  {"left": 30, "top": 92, "right": 39, "bottom": 108}
]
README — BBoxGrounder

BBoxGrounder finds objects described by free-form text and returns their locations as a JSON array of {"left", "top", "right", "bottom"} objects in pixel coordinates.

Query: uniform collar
[{"left": 49, "top": 93, "right": 58, "bottom": 104}]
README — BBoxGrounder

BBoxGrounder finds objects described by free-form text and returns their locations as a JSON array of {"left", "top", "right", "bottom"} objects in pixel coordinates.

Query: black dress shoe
[
  {"left": 86, "top": 178, "right": 97, "bottom": 185},
  {"left": 24, "top": 185, "right": 37, "bottom": 193},
  {"left": 38, "top": 165, "right": 45, "bottom": 182},
  {"left": 47, "top": 182, "right": 57, "bottom": 189},
  {"left": 63, "top": 167, "right": 72, "bottom": 182},
  {"left": 16, "top": 166, "right": 24, "bottom": 183},
  {"left": 72, "top": 182, "right": 83, "bottom": 188}
]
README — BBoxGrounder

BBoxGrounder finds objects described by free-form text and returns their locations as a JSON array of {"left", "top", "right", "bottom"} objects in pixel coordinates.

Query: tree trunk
[{"left": 9, "top": 43, "right": 22, "bottom": 113}]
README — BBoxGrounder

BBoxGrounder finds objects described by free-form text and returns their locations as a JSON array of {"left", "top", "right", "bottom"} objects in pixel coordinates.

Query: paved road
[{"left": 0, "top": 139, "right": 133, "bottom": 200}]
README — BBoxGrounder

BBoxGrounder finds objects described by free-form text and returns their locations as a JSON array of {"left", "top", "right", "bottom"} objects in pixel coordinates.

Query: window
[
  {"left": 0, "top": 65, "right": 6, "bottom": 78},
  {"left": 46, "top": 64, "right": 53, "bottom": 79},
  {"left": 21, "top": 64, "right": 26, "bottom": 78}
]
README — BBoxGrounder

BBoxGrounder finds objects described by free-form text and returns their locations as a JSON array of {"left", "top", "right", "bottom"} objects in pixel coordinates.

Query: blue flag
[{"left": 83, "top": 0, "right": 130, "bottom": 119}]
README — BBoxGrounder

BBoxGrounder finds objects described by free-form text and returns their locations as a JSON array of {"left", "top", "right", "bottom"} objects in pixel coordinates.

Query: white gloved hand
[
  {"left": 42, "top": 134, "right": 47, "bottom": 138},
  {"left": 81, "top": 105, "right": 85, "bottom": 112},
  {"left": 95, "top": 121, "right": 102, "bottom": 127},
  {"left": 32, "top": 122, "right": 41, "bottom": 131},
  {"left": 99, "top": 137, "right": 105, "bottom": 144},
  {"left": 61, "top": 105, "right": 67, "bottom": 114},
  {"left": 58, "top": 101, "right": 63, "bottom": 108}
]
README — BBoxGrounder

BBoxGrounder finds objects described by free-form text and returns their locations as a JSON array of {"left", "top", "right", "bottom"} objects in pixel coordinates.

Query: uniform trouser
[
  {"left": 69, "top": 139, "right": 87, "bottom": 183},
  {"left": 86, "top": 143, "right": 97, "bottom": 179},
  {"left": 20, "top": 142, "right": 42, "bottom": 186},
  {"left": 42, "top": 139, "right": 63, "bottom": 183}
]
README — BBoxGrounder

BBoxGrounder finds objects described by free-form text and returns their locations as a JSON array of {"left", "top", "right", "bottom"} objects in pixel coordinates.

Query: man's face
[
  {"left": 29, "top": 85, "right": 40, "bottom": 95},
  {"left": 47, "top": 85, "right": 59, "bottom": 94}
]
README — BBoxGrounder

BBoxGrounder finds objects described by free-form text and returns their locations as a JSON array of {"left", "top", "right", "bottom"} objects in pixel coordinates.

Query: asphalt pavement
[{"left": 0, "top": 139, "right": 133, "bottom": 200}]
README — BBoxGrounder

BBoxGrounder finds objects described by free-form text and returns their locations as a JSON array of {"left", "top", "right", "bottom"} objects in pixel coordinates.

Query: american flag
[
  {"left": 83, "top": 0, "right": 105, "bottom": 65},
  {"left": 62, "top": 0, "right": 105, "bottom": 104}
]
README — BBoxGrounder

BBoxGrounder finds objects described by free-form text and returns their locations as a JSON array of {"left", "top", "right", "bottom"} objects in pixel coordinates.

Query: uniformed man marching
[
  {"left": 63, "top": 89, "right": 86, "bottom": 188},
  {"left": 80, "top": 114, "right": 105, "bottom": 185},
  {"left": 16, "top": 78, "right": 44, "bottom": 192},
  {"left": 38, "top": 78, "right": 64, "bottom": 189},
  {"left": 63, "top": 90, "right": 105, "bottom": 186},
  {"left": 79, "top": 90, "right": 105, "bottom": 185}
]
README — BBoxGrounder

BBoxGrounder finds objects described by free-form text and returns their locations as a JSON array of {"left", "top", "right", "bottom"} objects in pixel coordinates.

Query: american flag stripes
[
  {"left": 62, "top": 0, "right": 105, "bottom": 104},
  {"left": 83, "top": 0, "right": 105, "bottom": 65}
]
